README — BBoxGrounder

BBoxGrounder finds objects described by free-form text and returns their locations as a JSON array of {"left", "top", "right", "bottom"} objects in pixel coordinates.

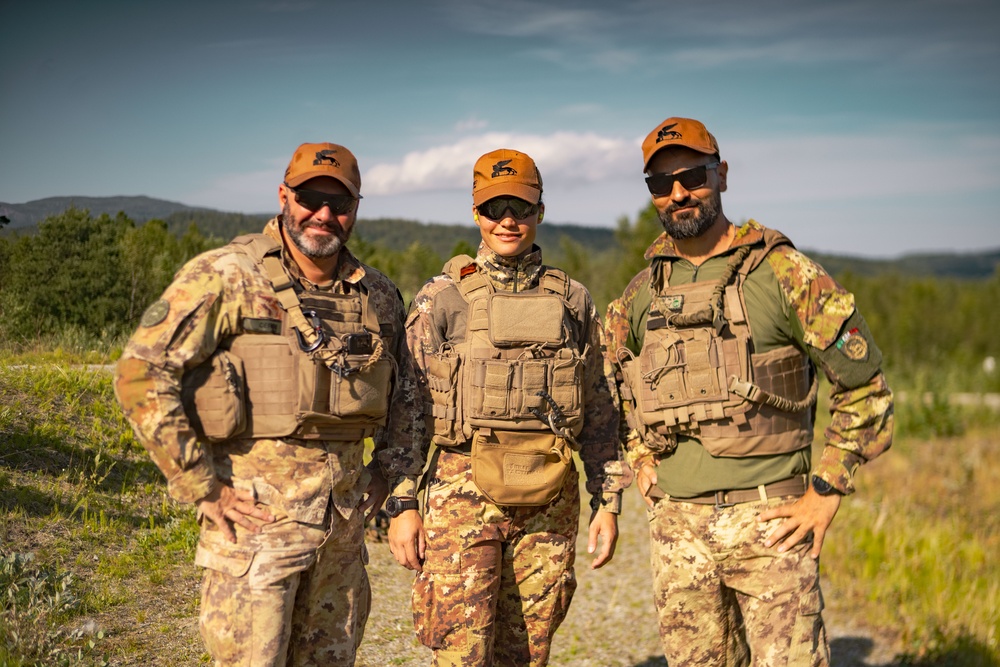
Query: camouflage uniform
[
  {"left": 387, "top": 243, "right": 631, "bottom": 666},
  {"left": 605, "top": 220, "right": 894, "bottom": 666},
  {"left": 115, "top": 218, "right": 420, "bottom": 666}
]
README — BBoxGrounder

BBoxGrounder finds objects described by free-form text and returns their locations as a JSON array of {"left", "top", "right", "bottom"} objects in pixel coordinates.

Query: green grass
[{"left": 2, "top": 348, "right": 998, "bottom": 665}]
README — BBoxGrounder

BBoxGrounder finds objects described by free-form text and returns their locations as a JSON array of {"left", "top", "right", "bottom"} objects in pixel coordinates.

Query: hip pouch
[{"left": 470, "top": 429, "right": 573, "bottom": 506}]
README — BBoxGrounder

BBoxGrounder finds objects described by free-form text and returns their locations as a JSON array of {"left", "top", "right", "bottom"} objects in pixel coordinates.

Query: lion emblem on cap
[
  {"left": 656, "top": 124, "right": 682, "bottom": 143},
  {"left": 491, "top": 160, "right": 517, "bottom": 177},
  {"left": 313, "top": 149, "right": 340, "bottom": 167}
]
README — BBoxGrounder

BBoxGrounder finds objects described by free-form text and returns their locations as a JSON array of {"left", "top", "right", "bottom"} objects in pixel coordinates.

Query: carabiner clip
[{"left": 295, "top": 309, "right": 326, "bottom": 352}]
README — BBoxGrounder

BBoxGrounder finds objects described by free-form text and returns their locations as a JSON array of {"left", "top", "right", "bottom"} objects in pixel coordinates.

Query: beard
[
  {"left": 657, "top": 189, "right": 722, "bottom": 240},
  {"left": 282, "top": 200, "right": 350, "bottom": 259}
]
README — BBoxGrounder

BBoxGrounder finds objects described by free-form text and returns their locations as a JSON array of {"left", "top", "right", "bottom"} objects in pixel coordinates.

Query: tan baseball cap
[
  {"left": 472, "top": 149, "right": 543, "bottom": 206},
  {"left": 641, "top": 117, "right": 720, "bottom": 171},
  {"left": 284, "top": 142, "right": 362, "bottom": 197}
]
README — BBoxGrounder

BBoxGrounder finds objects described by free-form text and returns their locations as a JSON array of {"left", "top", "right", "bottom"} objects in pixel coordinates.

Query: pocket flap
[{"left": 195, "top": 540, "right": 254, "bottom": 577}]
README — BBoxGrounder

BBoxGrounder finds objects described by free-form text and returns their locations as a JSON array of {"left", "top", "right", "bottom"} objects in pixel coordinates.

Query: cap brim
[
  {"left": 285, "top": 170, "right": 360, "bottom": 197},
  {"left": 473, "top": 182, "right": 541, "bottom": 206}
]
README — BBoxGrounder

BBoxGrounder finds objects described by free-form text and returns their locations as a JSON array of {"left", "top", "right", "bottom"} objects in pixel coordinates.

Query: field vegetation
[{"left": 1, "top": 208, "right": 998, "bottom": 665}]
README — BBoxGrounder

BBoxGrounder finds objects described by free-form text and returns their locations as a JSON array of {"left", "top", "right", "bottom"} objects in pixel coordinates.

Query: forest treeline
[{"left": 1, "top": 206, "right": 998, "bottom": 393}]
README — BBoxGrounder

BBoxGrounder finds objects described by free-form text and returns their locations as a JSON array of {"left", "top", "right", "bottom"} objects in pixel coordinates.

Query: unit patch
[
  {"left": 140, "top": 299, "right": 170, "bottom": 327},
  {"left": 665, "top": 295, "right": 684, "bottom": 311},
  {"left": 836, "top": 327, "right": 868, "bottom": 361}
]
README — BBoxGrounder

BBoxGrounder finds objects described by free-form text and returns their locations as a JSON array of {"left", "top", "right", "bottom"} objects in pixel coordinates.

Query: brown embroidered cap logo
[
  {"left": 284, "top": 142, "right": 362, "bottom": 197},
  {"left": 641, "top": 117, "right": 720, "bottom": 170},
  {"left": 473, "top": 149, "right": 543, "bottom": 205}
]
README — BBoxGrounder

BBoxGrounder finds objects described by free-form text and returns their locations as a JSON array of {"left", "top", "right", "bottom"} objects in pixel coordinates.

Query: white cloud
[{"left": 362, "top": 131, "right": 641, "bottom": 196}]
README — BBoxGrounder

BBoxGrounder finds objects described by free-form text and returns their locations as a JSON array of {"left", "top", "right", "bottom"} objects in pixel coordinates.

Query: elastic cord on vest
[{"left": 667, "top": 245, "right": 751, "bottom": 331}]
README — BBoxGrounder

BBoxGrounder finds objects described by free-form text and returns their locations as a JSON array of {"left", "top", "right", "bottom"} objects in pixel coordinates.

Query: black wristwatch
[
  {"left": 811, "top": 475, "right": 840, "bottom": 496},
  {"left": 590, "top": 495, "right": 606, "bottom": 512},
  {"left": 384, "top": 496, "right": 419, "bottom": 517}
]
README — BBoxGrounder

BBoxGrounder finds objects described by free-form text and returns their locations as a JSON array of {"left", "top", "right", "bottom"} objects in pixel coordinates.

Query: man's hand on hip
[
  {"left": 196, "top": 483, "right": 275, "bottom": 544},
  {"left": 758, "top": 488, "right": 841, "bottom": 559}
]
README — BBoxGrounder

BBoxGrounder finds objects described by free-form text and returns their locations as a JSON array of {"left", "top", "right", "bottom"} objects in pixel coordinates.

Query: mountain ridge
[{"left": 2, "top": 195, "right": 997, "bottom": 279}]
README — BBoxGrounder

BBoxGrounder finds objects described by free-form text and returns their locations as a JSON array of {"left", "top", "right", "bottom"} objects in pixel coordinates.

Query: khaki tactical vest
[
  {"left": 423, "top": 256, "right": 586, "bottom": 505},
  {"left": 618, "top": 230, "right": 818, "bottom": 458},
  {"left": 181, "top": 234, "right": 395, "bottom": 442},
  {"left": 424, "top": 256, "right": 585, "bottom": 446}
]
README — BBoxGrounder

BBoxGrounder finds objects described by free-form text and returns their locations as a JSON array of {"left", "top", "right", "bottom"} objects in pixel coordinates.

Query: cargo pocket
[
  {"left": 787, "top": 585, "right": 828, "bottom": 666},
  {"left": 543, "top": 569, "right": 577, "bottom": 630},
  {"left": 194, "top": 539, "right": 254, "bottom": 577},
  {"left": 412, "top": 571, "right": 468, "bottom": 650}
]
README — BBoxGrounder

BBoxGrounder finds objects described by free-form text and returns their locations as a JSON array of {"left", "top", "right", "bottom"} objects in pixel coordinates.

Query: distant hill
[
  {"left": 2, "top": 196, "right": 998, "bottom": 280},
  {"left": 0, "top": 196, "right": 212, "bottom": 231}
]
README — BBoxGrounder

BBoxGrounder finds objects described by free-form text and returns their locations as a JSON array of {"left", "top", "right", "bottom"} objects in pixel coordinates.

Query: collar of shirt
[{"left": 474, "top": 242, "right": 543, "bottom": 292}]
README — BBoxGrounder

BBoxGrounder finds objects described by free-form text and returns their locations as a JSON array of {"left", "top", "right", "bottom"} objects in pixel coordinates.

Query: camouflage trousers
[
  {"left": 196, "top": 502, "right": 370, "bottom": 667},
  {"left": 413, "top": 449, "right": 580, "bottom": 667},
  {"left": 647, "top": 496, "right": 829, "bottom": 667}
]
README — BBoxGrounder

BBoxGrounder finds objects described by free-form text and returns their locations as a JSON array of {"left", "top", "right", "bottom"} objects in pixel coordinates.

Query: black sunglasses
[
  {"left": 285, "top": 183, "right": 360, "bottom": 214},
  {"left": 644, "top": 162, "right": 720, "bottom": 196},
  {"left": 477, "top": 196, "right": 539, "bottom": 221}
]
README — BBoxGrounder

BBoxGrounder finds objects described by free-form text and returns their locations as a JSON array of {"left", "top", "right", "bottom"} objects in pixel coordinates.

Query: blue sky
[{"left": 2, "top": 0, "right": 998, "bottom": 257}]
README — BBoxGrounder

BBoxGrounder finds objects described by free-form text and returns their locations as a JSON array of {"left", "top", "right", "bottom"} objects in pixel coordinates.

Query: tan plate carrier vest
[
  {"left": 181, "top": 234, "right": 395, "bottom": 442},
  {"left": 422, "top": 256, "right": 585, "bottom": 505},
  {"left": 618, "top": 230, "right": 818, "bottom": 458}
]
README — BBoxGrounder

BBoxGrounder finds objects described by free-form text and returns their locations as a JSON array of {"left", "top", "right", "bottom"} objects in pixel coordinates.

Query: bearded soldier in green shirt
[{"left": 605, "top": 117, "right": 893, "bottom": 666}]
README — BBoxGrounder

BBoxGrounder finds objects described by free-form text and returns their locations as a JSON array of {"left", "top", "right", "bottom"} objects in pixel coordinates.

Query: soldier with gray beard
[
  {"left": 115, "top": 142, "right": 423, "bottom": 666},
  {"left": 605, "top": 118, "right": 894, "bottom": 665}
]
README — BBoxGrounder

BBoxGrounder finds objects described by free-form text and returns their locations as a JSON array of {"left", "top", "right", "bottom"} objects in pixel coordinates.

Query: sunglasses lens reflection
[{"left": 294, "top": 189, "right": 355, "bottom": 214}]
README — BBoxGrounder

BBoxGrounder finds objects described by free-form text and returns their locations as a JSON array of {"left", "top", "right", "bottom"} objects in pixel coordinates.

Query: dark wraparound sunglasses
[
  {"left": 285, "top": 183, "right": 361, "bottom": 214},
  {"left": 644, "top": 162, "right": 720, "bottom": 196},
  {"left": 477, "top": 196, "right": 539, "bottom": 221}
]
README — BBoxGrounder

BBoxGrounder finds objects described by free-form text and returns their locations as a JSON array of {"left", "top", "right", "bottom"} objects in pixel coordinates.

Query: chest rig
[
  {"left": 617, "top": 231, "right": 818, "bottom": 457},
  {"left": 423, "top": 256, "right": 585, "bottom": 447},
  {"left": 182, "top": 234, "right": 395, "bottom": 442}
]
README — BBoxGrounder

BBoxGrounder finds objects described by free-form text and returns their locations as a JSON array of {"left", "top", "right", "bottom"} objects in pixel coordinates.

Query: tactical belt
[{"left": 667, "top": 474, "right": 808, "bottom": 508}]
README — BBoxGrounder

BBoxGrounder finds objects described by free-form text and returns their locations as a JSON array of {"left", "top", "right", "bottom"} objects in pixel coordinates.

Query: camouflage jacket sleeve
[
  {"left": 571, "top": 281, "right": 632, "bottom": 511},
  {"left": 373, "top": 275, "right": 450, "bottom": 498},
  {"left": 354, "top": 265, "right": 420, "bottom": 460},
  {"left": 114, "top": 248, "right": 267, "bottom": 504},
  {"left": 768, "top": 245, "right": 894, "bottom": 494},
  {"left": 603, "top": 268, "right": 670, "bottom": 473}
]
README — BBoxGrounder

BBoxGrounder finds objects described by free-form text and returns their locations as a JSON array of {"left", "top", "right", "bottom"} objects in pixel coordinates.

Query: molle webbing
[
  {"left": 425, "top": 257, "right": 584, "bottom": 446},
  {"left": 183, "top": 234, "right": 394, "bottom": 441},
  {"left": 624, "top": 231, "right": 817, "bottom": 457}
]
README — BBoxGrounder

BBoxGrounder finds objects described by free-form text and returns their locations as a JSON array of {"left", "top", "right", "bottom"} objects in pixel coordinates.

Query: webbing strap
[
  {"left": 728, "top": 373, "right": 819, "bottom": 413},
  {"left": 259, "top": 253, "right": 385, "bottom": 373}
]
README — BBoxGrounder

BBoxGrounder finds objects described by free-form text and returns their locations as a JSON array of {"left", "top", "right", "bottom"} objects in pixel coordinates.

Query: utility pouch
[
  {"left": 329, "top": 355, "right": 394, "bottom": 419},
  {"left": 181, "top": 349, "right": 247, "bottom": 442},
  {"left": 470, "top": 430, "right": 572, "bottom": 506},
  {"left": 425, "top": 348, "right": 462, "bottom": 445}
]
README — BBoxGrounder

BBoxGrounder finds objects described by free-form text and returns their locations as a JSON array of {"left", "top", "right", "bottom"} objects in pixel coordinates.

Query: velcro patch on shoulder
[
  {"left": 140, "top": 299, "right": 170, "bottom": 327},
  {"left": 460, "top": 264, "right": 477, "bottom": 278}
]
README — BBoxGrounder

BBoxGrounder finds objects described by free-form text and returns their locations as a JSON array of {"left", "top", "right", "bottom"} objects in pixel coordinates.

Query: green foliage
[
  {"left": 0, "top": 552, "right": 108, "bottom": 667},
  {"left": 0, "top": 209, "right": 216, "bottom": 342},
  {"left": 840, "top": 270, "right": 1000, "bottom": 394}
]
